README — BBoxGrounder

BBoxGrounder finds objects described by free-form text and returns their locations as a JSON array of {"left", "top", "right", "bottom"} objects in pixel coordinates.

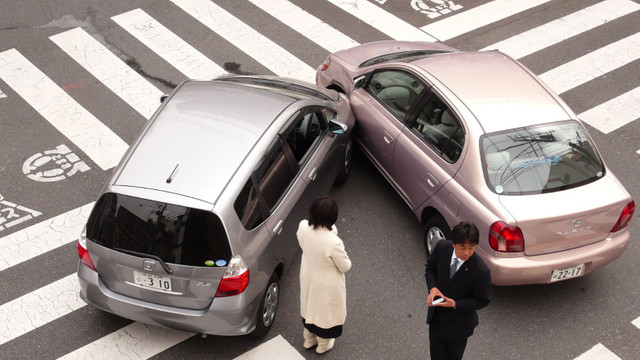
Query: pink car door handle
[
  {"left": 383, "top": 131, "right": 394, "bottom": 144},
  {"left": 427, "top": 173, "right": 438, "bottom": 187}
]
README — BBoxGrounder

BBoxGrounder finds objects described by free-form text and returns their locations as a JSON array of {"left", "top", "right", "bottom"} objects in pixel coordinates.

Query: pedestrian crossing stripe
[
  {"left": 0, "top": 196, "right": 42, "bottom": 233},
  {"left": 574, "top": 343, "right": 621, "bottom": 360},
  {"left": 579, "top": 86, "right": 640, "bottom": 134}
]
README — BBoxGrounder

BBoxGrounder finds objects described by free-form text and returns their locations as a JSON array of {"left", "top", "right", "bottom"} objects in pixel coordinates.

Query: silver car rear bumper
[{"left": 77, "top": 264, "right": 259, "bottom": 336}]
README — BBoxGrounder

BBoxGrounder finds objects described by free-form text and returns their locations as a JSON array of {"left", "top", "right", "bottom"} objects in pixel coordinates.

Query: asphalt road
[{"left": 1, "top": 0, "right": 639, "bottom": 359}]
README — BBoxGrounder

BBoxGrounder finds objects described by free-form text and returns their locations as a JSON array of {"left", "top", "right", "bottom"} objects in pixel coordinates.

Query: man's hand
[{"left": 427, "top": 287, "right": 456, "bottom": 308}]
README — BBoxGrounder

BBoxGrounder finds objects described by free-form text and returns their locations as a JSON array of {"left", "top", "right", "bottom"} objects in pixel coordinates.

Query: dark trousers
[{"left": 428, "top": 312, "right": 468, "bottom": 360}]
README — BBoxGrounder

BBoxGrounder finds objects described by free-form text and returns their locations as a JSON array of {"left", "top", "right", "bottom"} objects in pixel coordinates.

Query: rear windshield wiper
[{"left": 114, "top": 248, "right": 173, "bottom": 274}]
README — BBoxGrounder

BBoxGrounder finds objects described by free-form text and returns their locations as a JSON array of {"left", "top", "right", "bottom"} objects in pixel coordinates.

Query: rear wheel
[
  {"left": 335, "top": 136, "right": 353, "bottom": 185},
  {"left": 251, "top": 273, "right": 279, "bottom": 337},
  {"left": 424, "top": 215, "right": 452, "bottom": 257}
]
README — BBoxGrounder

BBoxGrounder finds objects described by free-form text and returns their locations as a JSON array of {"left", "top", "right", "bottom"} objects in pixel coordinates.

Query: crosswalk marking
[
  {"left": 0, "top": 49, "right": 128, "bottom": 171},
  {"left": 481, "top": 0, "right": 640, "bottom": 59},
  {"left": 575, "top": 343, "right": 621, "bottom": 360},
  {"left": 0, "top": 203, "right": 92, "bottom": 272},
  {"left": 324, "top": 0, "right": 436, "bottom": 42},
  {"left": 50, "top": 27, "right": 164, "bottom": 120},
  {"left": 579, "top": 86, "right": 640, "bottom": 134},
  {"left": 0, "top": 274, "right": 84, "bottom": 346},
  {"left": 538, "top": 32, "right": 640, "bottom": 94},
  {"left": 112, "top": 9, "right": 227, "bottom": 80},
  {"left": 58, "top": 322, "right": 194, "bottom": 360},
  {"left": 420, "top": 0, "right": 551, "bottom": 41},
  {"left": 171, "top": 0, "right": 316, "bottom": 83},
  {"left": 0, "top": 89, "right": 5, "bottom": 98},
  {"left": 632, "top": 315, "right": 640, "bottom": 329},
  {"left": 248, "top": 0, "right": 359, "bottom": 53},
  {"left": 233, "top": 335, "right": 304, "bottom": 360}
]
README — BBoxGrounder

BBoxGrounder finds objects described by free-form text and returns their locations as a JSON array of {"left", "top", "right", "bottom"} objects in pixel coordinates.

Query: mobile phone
[{"left": 432, "top": 296, "right": 444, "bottom": 304}]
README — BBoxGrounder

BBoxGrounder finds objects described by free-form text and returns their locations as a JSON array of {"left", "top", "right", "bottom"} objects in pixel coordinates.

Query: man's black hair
[{"left": 451, "top": 221, "right": 479, "bottom": 245}]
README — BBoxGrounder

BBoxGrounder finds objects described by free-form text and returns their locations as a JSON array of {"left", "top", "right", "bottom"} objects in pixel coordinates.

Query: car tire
[
  {"left": 424, "top": 215, "right": 452, "bottom": 257},
  {"left": 335, "top": 136, "right": 353, "bottom": 185},
  {"left": 251, "top": 273, "right": 280, "bottom": 337}
]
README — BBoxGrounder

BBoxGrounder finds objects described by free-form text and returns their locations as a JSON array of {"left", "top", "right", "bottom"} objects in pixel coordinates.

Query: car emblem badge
[
  {"left": 143, "top": 259, "right": 155, "bottom": 271},
  {"left": 571, "top": 220, "right": 581, "bottom": 227}
]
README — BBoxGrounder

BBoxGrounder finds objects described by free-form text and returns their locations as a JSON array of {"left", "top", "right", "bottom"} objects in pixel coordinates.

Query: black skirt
[{"left": 302, "top": 318, "right": 343, "bottom": 338}]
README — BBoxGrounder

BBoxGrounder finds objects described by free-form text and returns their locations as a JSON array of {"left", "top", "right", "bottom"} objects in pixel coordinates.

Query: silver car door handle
[
  {"left": 427, "top": 173, "right": 438, "bottom": 188},
  {"left": 273, "top": 220, "right": 284, "bottom": 235},
  {"left": 308, "top": 167, "right": 318, "bottom": 181}
]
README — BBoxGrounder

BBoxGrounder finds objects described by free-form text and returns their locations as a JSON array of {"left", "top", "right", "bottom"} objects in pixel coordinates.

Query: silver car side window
[{"left": 410, "top": 95, "right": 465, "bottom": 162}]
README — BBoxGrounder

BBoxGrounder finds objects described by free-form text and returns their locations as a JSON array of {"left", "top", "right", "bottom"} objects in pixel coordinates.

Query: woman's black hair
[{"left": 308, "top": 196, "right": 338, "bottom": 230}]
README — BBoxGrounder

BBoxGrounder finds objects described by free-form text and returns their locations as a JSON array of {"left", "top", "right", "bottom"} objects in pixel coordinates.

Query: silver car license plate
[
  {"left": 550, "top": 264, "right": 584, "bottom": 282},
  {"left": 133, "top": 271, "right": 172, "bottom": 291}
]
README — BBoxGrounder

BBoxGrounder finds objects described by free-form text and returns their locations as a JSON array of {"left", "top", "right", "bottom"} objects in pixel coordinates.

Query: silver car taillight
[{"left": 215, "top": 255, "right": 249, "bottom": 297}]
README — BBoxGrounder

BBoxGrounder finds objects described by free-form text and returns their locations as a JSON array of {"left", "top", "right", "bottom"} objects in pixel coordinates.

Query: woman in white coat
[{"left": 297, "top": 196, "right": 352, "bottom": 354}]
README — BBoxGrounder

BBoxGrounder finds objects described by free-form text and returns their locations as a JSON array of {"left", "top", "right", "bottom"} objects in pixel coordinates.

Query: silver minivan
[{"left": 77, "top": 75, "right": 354, "bottom": 336}]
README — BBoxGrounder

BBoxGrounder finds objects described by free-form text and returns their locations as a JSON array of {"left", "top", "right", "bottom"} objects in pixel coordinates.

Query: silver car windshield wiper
[{"left": 114, "top": 247, "right": 173, "bottom": 274}]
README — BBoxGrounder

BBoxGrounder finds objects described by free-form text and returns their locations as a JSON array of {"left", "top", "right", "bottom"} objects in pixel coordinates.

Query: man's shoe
[{"left": 316, "top": 338, "right": 335, "bottom": 354}]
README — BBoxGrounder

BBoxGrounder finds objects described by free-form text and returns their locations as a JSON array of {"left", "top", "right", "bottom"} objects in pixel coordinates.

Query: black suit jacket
[{"left": 425, "top": 240, "right": 491, "bottom": 340}]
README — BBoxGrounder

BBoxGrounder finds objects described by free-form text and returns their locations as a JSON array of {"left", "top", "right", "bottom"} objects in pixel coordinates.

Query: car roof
[
  {"left": 113, "top": 80, "right": 299, "bottom": 205},
  {"left": 412, "top": 51, "right": 571, "bottom": 133}
]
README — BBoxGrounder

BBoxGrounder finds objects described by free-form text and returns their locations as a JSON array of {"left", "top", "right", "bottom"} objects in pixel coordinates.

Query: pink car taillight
[
  {"left": 320, "top": 57, "right": 331, "bottom": 71},
  {"left": 77, "top": 228, "right": 96, "bottom": 271},
  {"left": 610, "top": 200, "right": 635, "bottom": 233},
  {"left": 489, "top": 221, "right": 524, "bottom": 252},
  {"left": 215, "top": 255, "right": 249, "bottom": 297}
]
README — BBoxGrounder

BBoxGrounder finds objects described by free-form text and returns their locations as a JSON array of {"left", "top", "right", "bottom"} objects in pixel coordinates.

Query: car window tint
[
  {"left": 283, "top": 109, "right": 328, "bottom": 164},
  {"left": 87, "top": 193, "right": 232, "bottom": 266},
  {"left": 410, "top": 95, "right": 465, "bottom": 162},
  {"left": 366, "top": 70, "right": 425, "bottom": 119},
  {"left": 481, "top": 121, "right": 605, "bottom": 195},
  {"left": 234, "top": 179, "right": 264, "bottom": 230},
  {"left": 253, "top": 141, "right": 296, "bottom": 212}
]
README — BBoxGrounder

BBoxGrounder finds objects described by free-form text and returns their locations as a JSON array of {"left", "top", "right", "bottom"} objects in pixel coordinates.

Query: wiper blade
[{"left": 114, "top": 247, "right": 173, "bottom": 274}]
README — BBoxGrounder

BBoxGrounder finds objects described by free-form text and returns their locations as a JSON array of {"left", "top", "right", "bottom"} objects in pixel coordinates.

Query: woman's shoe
[
  {"left": 303, "top": 329, "right": 318, "bottom": 349},
  {"left": 316, "top": 338, "right": 335, "bottom": 354}
]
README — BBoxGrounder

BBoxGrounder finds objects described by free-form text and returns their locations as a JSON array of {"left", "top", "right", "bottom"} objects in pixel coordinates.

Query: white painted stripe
[
  {"left": 58, "top": 322, "right": 194, "bottom": 360},
  {"left": 248, "top": 0, "right": 359, "bottom": 53},
  {"left": 632, "top": 315, "right": 640, "bottom": 328},
  {"left": 574, "top": 343, "right": 621, "bottom": 360},
  {"left": 0, "top": 49, "right": 128, "bottom": 170},
  {"left": 324, "top": 0, "right": 436, "bottom": 42},
  {"left": 0, "top": 274, "right": 84, "bottom": 346},
  {"left": 112, "top": 9, "right": 226, "bottom": 80},
  {"left": 539, "top": 32, "right": 640, "bottom": 94},
  {"left": 172, "top": 0, "right": 315, "bottom": 83},
  {"left": 233, "top": 335, "right": 304, "bottom": 360},
  {"left": 421, "top": 0, "right": 551, "bottom": 41},
  {"left": 579, "top": 86, "right": 640, "bottom": 134},
  {"left": 482, "top": 0, "right": 640, "bottom": 58},
  {"left": 50, "top": 28, "right": 163, "bottom": 120},
  {"left": 0, "top": 89, "right": 6, "bottom": 98},
  {"left": 0, "top": 203, "right": 93, "bottom": 271}
]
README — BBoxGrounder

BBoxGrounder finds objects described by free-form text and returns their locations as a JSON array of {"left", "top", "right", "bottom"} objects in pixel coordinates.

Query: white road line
[
  {"left": 482, "top": 0, "right": 640, "bottom": 58},
  {"left": 579, "top": 86, "right": 640, "bottom": 134},
  {"left": 0, "top": 89, "right": 6, "bottom": 98},
  {"left": 0, "top": 274, "right": 84, "bottom": 346},
  {"left": 574, "top": 343, "right": 621, "bottom": 360},
  {"left": 0, "top": 202, "right": 93, "bottom": 272},
  {"left": 171, "top": 0, "right": 315, "bottom": 83},
  {"left": 632, "top": 315, "right": 640, "bottom": 329},
  {"left": 112, "top": 9, "right": 226, "bottom": 80},
  {"left": 50, "top": 27, "right": 163, "bottom": 120},
  {"left": 233, "top": 335, "right": 304, "bottom": 360},
  {"left": 58, "top": 322, "right": 194, "bottom": 360},
  {"left": 421, "top": 0, "right": 551, "bottom": 41},
  {"left": 0, "top": 49, "right": 128, "bottom": 171},
  {"left": 248, "top": 0, "right": 359, "bottom": 53},
  {"left": 538, "top": 32, "right": 640, "bottom": 94},
  {"left": 324, "top": 0, "right": 436, "bottom": 42}
]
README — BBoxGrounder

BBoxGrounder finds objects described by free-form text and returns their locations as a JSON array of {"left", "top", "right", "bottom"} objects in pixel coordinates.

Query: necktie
[{"left": 449, "top": 258, "right": 459, "bottom": 279}]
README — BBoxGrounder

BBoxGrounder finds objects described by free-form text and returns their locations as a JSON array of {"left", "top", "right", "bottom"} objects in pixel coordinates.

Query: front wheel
[
  {"left": 251, "top": 273, "right": 280, "bottom": 337},
  {"left": 424, "top": 215, "right": 452, "bottom": 257},
  {"left": 334, "top": 136, "right": 353, "bottom": 185}
]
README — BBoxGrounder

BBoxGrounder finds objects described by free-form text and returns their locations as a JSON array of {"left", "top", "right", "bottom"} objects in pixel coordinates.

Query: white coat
[{"left": 297, "top": 220, "right": 352, "bottom": 329}]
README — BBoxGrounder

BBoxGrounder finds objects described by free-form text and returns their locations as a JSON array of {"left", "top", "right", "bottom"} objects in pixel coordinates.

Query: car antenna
[{"left": 166, "top": 163, "right": 179, "bottom": 183}]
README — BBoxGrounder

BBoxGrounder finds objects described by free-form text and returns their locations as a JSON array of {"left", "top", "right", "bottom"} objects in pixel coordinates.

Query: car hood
[
  {"left": 333, "top": 40, "right": 456, "bottom": 68},
  {"left": 498, "top": 174, "right": 631, "bottom": 256}
]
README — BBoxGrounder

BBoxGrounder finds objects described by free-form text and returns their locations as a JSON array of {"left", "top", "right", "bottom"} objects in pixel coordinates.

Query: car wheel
[
  {"left": 251, "top": 273, "right": 279, "bottom": 337},
  {"left": 335, "top": 136, "right": 353, "bottom": 185},
  {"left": 424, "top": 215, "right": 452, "bottom": 257}
]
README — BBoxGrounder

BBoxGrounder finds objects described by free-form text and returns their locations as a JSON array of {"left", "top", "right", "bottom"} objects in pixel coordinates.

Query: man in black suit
[{"left": 425, "top": 222, "right": 491, "bottom": 360}]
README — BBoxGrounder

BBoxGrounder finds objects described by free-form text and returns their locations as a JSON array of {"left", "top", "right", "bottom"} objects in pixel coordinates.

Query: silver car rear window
[
  {"left": 481, "top": 121, "right": 605, "bottom": 195},
  {"left": 86, "top": 193, "right": 232, "bottom": 267}
]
